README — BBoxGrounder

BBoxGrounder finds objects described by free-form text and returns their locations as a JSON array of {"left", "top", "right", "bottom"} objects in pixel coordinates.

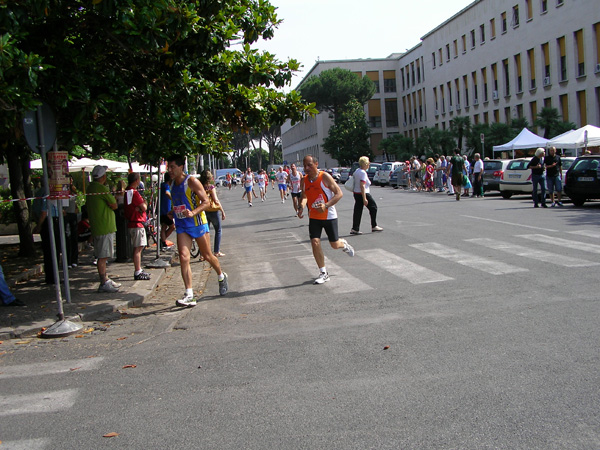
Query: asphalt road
[{"left": 1, "top": 184, "right": 599, "bottom": 449}]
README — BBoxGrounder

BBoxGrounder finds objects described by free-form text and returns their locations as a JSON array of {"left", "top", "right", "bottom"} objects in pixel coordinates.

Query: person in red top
[{"left": 124, "top": 172, "right": 151, "bottom": 280}]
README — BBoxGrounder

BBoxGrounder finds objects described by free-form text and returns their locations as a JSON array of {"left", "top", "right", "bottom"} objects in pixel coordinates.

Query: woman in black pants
[{"left": 350, "top": 156, "right": 383, "bottom": 235}]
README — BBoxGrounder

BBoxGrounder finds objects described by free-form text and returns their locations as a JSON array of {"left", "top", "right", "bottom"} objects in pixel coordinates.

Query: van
[{"left": 377, "top": 161, "right": 404, "bottom": 186}]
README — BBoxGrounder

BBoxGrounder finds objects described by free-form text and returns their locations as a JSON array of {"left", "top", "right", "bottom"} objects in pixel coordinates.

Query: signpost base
[{"left": 40, "top": 316, "right": 84, "bottom": 339}]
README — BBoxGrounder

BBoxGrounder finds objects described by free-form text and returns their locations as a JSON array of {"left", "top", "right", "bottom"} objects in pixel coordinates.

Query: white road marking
[
  {"left": 568, "top": 230, "right": 600, "bottom": 239},
  {"left": 518, "top": 234, "right": 600, "bottom": 254},
  {"left": 0, "top": 439, "right": 50, "bottom": 450},
  {"left": 360, "top": 248, "right": 453, "bottom": 284},
  {"left": 411, "top": 242, "right": 528, "bottom": 275},
  {"left": 462, "top": 215, "right": 558, "bottom": 232},
  {"left": 240, "top": 262, "right": 289, "bottom": 304},
  {"left": 395, "top": 220, "right": 432, "bottom": 227},
  {"left": 467, "top": 238, "right": 600, "bottom": 267},
  {"left": 296, "top": 255, "right": 373, "bottom": 294},
  {"left": 0, "top": 357, "right": 104, "bottom": 380},
  {"left": 0, "top": 389, "right": 78, "bottom": 416}
]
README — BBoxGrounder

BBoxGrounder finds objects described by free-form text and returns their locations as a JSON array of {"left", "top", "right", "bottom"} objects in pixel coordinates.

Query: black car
[{"left": 564, "top": 155, "right": 600, "bottom": 206}]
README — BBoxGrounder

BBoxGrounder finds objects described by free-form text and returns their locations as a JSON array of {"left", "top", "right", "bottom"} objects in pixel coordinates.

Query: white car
[
  {"left": 499, "top": 158, "right": 532, "bottom": 199},
  {"left": 377, "top": 161, "right": 404, "bottom": 186}
]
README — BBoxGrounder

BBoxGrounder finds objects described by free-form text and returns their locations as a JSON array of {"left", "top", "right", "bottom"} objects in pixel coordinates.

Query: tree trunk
[{"left": 6, "top": 143, "right": 35, "bottom": 256}]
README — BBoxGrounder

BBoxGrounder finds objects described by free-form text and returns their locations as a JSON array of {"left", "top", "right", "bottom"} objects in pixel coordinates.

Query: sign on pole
[
  {"left": 48, "top": 151, "right": 70, "bottom": 199},
  {"left": 480, "top": 133, "right": 485, "bottom": 143}
]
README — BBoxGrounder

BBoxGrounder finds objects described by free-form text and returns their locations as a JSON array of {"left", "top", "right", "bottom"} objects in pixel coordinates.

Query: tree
[
  {"left": 416, "top": 128, "right": 455, "bottom": 157},
  {"left": 322, "top": 100, "right": 372, "bottom": 166},
  {"left": 263, "top": 125, "right": 282, "bottom": 166},
  {"left": 450, "top": 116, "right": 472, "bottom": 150},
  {"left": 378, "top": 135, "right": 414, "bottom": 162},
  {"left": 534, "top": 107, "right": 562, "bottom": 138},
  {"left": 466, "top": 123, "right": 491, "bottom": 158},
  {"left": 0, "top": 1, "right": 316, "bottom": 253},
  {"left": 510, "top": 116, "right": 530, "bottom": 133},
  {"left": 299, "top": 68, "right": 375, "bottom": 122}
]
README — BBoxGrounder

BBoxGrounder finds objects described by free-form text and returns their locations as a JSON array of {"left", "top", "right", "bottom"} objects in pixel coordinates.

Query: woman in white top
[{"left": 351, "top": 156, "right": 383, "bottom": 235}]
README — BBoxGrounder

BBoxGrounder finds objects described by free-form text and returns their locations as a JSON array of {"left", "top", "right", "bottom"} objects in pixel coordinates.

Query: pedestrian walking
[
  {"left": 449, "top": 149, "right": 465, "bottom": 201},
  {"left": 124, "top": 172, "right": 152, "bottom": 281},
  {"left": 527, "top": 148, "right": 547, "bottom": 208},
  {"left": 166, "top": 154, "right": 228, "bottom": 307},
  {"left": 472, "top": 153, "right": 484, "bottom": 197},
  {"left": 200, "top": 170, "right": 226, "bottom": 257},
  {"left": 297, "top": 155, "right": 354, "bottom": 285},
  {"left": 350, "top": 156, "right": 382, "bottom": 235}
]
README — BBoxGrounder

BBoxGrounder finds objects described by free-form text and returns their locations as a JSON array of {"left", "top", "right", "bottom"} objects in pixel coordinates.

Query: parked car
[
  {"left": 499, "top": 158, "right": 532, "bottom": 199},
  {"left": 564, "top": 155, "right": 600, "bottom": 206},
  {"left": 366, "top": 163, "right": 381, "bottom": 184},
  {"left": 215, "top": 175, "right": 228, "bottom": 187},
  {"left": 390, "top": 164, "right": 409, "bottom": 189},
  {"left": 339, "top": 168, "right": 351, "bottom": 183},
  {"left": 560, "top": 157, "right": 576, "bottom": 193},
  {"left": 327, "top": 167, "right": 344, "bottom": 182},
  {"left": 482, "top": 159, "right": 511, "bottom": 193},
  {"left": 377, "top": 161, "right": 403, "bottom": 186}
]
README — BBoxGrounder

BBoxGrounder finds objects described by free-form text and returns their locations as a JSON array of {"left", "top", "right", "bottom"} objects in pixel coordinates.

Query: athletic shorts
[
  {"left": 309, "top": 218, "right": 339, "bottom": 242},
  {"left": 245, "top": 186, "right": 252, "bottom": 193},
  {"left": 176, "top": 223, "right": 209, "bottom": 239},
  {"left": 258, "top": 183, "right": 266, "bottom": 190},
  {"left": 278, "top": 183, "right": 287, "bottom": 191},
  {"left": 291, "top": 192, "right": 301, "bottom": 199},
  {"left": 128, "top": 227, "right": 147, "bottom": 248},
  {"left": 93, "top": 233, "right": 115, "bottom": 259},
  {"left": 160, "top": 214, "right": 174, "bottom": 226}
]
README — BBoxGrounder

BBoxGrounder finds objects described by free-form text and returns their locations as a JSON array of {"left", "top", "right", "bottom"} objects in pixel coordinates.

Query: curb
[
  {"left": 0, "top": 267, "right": 168, "bottom": 340},
  {"left": 7, "top": 264, "right": 44, "bottom": 289}
]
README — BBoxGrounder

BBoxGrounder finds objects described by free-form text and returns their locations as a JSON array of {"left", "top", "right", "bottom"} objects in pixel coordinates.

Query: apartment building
[{"left": 281, "top": 0, "right": 600, "bottom": 165}]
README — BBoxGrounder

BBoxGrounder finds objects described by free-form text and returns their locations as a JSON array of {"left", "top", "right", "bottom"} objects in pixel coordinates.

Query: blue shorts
[
  {"left": 546, "top": 175, "right": 562, "bottom": 193},
  {"left": 245, "top": 186, "right": 252, "bottom": 193},
  {"left": 279, "top": 183, "right": 287, "bottom": 191},
  {"left": 176, "top": 223, "right": 209, "bottom": 239}
]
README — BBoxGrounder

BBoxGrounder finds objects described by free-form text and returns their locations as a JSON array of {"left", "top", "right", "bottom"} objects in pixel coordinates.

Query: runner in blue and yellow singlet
[{"left": 166, "top": 155, "right": 228, "bottom": 307}]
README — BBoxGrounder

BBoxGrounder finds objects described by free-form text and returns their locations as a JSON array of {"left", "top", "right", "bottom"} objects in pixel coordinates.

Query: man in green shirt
[
  {"left": 87, "top": 165, "right": 120, "bottom": 293},
  {"left": 449, "top": 149, "right": 465, "bottom": 201}
]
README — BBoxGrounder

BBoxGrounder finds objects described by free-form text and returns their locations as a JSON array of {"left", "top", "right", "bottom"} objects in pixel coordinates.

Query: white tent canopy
[
  {"left": 493, "top": 128, "right": 549, "bottom": 158},
  {"left": 547, "top": 124, "right": 600, "bottom": 150},
  {"left": 30, "top": 157, "right": 165, "bottom": 173}
]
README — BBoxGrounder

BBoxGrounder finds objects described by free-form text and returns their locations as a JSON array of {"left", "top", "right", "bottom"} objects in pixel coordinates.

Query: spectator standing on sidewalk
[
  {"left": 544, "top": 146, "right": 563, "bottom": 207},
  {"left": 65, "top": 179, "right": 79, "bottom": 268},
  {"left": 86, "top": 165, "right": 121, "bottom": 293},
  {"left": 32, "top": 186, "right": 62, "bottom": 285},
  {"left": 160, "top": 173, "right": 175, "bottom": 249},
  {"left": 472, "top": 153, "right": 484, "bottom": 198},
  {"left": 449, "top": 149, "right": 465, "bottom": 201},
  {"left": 351, "top": 156, "right": 383, "bottom": 235},
  {"left": 166, "top": 154, "right": 228, "bottom": 307},
  {"left": 124, "top": 172, "right": 152, "bottom": 281},
  {"left": 200, "top": 170, "right": 226, "bottom": 257},
  {"left": 527, "top": 148, "right": 547, "bottom": 208},
  {"left": 0, "top": 264, "right": 25, "bottom": 307}
]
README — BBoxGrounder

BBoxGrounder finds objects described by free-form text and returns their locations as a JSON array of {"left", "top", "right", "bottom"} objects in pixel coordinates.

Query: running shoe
[
  {"left": 176, "top": 293, "right": 196, "bottom": 307},
  {"left": 341, "top": 239, "right": 355, "bottom": 257},
  {"left": 97, "top": 281, "right": 119, "bottom": 293},
  {"left": 557, "top": 201, "right": 564, "bottom": 207},
  {"left": 134, "top": 271, "right": 151, "bottom": 280},
  {"left": 314, "top": 272, "right": 330, "bottom": 284},
  {"left": 350, "top": 229, "right": 363, "bottom": 235},
  {"left": 219, "top": 272, "right": 229, "bottom": 296},
  {"left": 372, "top": 226, "right": 383, "bottom": 232},
  {"left": 107, "top": 279, "right": 122, "bottom": 288},
  {"left": 248, "top": 203, "right": 253, "bottom": 207}
]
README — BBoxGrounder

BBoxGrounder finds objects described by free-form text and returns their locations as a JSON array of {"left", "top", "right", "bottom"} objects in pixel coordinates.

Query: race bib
[{"left": 173, "top": 204, "right": 186, "bottom": 219}]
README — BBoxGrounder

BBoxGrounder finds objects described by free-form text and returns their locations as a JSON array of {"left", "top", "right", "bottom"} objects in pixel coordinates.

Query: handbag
[
  {"left": 344, "top": 176, "right": 355, "bottom": 192},
  {"left": 206, "top": 188, "right": 221, "bottom": 212}
]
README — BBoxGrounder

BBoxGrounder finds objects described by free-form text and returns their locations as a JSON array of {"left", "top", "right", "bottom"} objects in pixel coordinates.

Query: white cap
[{"left": 91, "top": 165, "right": 108, "bottom": 179}]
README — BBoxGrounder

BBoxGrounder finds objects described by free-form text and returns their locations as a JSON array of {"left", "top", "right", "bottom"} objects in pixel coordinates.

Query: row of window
[{"left": 431, "top": 0, "right": 566, "bottom": 70}]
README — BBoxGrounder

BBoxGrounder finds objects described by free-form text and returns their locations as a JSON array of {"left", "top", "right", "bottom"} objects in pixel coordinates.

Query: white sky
[{"left": 255, "top": 0, "right": 475, "bottom": 89}]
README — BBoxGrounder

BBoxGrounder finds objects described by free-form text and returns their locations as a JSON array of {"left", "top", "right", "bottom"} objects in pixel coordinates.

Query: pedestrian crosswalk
[
  {"left": 228, "top": 229, "right": 600, "bottom": 305},
  {"left": 0, "top": 357, "right": 105, "bottom": 448}
]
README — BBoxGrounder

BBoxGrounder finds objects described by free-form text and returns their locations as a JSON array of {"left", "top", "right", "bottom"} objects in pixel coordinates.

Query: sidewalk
[{"left": 1, "top": 245, "right": 175, "bottom": 340}]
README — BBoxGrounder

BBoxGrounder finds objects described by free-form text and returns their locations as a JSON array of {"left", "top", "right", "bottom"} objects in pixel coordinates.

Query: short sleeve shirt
[
  {"left": 353, "top": 168, "right": 370, "bottom": 194},
  {"left": 124, "top": 189, "right": 147, "bottom": 228},
  {"left": 86, "top": 181, "right": 117, "bottom": 237}
]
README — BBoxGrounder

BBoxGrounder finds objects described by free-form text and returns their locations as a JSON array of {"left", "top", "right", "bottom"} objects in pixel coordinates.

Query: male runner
[
  {"left": 269, "top": 167, "right": 277, "bottom": 189},
  {"left": 242, "top": 167, "right": 255, "bottom": 207},
  {"left": 166, "top": 154, "right": 228, "bottom": 307},
  {"left": 289, "top": 163, "right": 302, "bottom": 215},
  {"left": 297, "top": 155, "right": 354, "bottom": 285},
  {"left": 275, "top": 166, "right": 288, "bottom": 203},
  {"left": 257, "top": 169, "right": 268, "bottom": 202}
]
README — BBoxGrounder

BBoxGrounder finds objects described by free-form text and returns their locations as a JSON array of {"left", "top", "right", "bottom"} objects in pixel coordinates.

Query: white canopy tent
[
  {"left": 547, "top": 124, "right": 600, "bottom": 153},
  {"left": 492, "top": 128, "right": 549, "bottom": 159}
]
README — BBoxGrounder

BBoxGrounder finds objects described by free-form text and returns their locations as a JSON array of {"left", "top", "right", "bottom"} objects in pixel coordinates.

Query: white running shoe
[
  {"left": 248, "top": 203, "right": 253, "bottom": 207},
  {"left": 314, "top": 272, "right": 330, "bottom": 284},
  {"left": 97, "top": 281, "right": 119, "bottom": 293},
  {"left": 107, "top": 279, "right": 122, "bottom": 288},
  {"left": 176, "top": 293, "right": 196, "bottom": 307},
  {"left": 341, "top": 239, "right": 355, "bottom": 257}
]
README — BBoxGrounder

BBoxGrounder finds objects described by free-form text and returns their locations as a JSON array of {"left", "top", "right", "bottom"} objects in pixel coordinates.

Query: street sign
[
  {"left": 23, "top": 102, "right": 57, "bottom": 154},
  {"left": 480, "top": 133, "right": 485, "bottom": 143}
]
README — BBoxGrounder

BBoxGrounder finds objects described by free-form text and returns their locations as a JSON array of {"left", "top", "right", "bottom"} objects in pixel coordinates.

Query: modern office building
[{"left": 281, "top": 0, "right": 600, "bottom": 166}]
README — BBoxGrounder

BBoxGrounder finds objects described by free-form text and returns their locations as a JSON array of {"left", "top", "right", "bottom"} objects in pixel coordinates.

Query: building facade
[{"left": 282, "top": 0, "right": 600, "bottom": 165}]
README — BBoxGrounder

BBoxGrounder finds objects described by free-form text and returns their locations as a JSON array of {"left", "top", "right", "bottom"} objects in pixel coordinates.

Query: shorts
[
  {"left": 176, "top": 223, "right": 209, "bottom": 239},
  {"left": 291, "top": 192, "right": 301, "bottom": 199},
  {"left": 245, "top": 186, "right": 252, "bottom": 193},
  {"left": 546, "top": 175, "right": 562, "bottom": 193},
  {"left": 309, "top": 218, "right": 339, "bottom": 242},
  {"left": 258, "top": 183, "right": 266, "bottom": 190},
  {"left": 160, "top": 214, "right": 174, "bottom": 226},
  {"left": 128, "top": 227, "right": 147, "bottom": 247},
  {"left": 278, "top": 183, "right": 287, "bottom": 191},
  {"left": 93, "top": 233, "right": 115, "bottom": 259}
]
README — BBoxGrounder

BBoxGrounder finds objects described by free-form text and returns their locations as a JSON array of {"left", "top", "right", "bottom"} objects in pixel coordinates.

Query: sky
[{"left": 255, "top": 0, "right": 475, "bottom": 89}]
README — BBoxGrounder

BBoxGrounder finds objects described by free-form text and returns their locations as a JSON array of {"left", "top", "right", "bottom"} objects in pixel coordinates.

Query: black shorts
[
  {"left": 160, "top": 214, "right": 174, "bottom": 226},
  {"left": 309, "top": 218, "right": 339, "bottom": 242},
  {"left": 291, "top": 192, "right": 301, "bottom": 199}
]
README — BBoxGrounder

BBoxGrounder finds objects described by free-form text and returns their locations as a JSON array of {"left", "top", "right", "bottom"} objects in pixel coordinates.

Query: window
[
  {"left": 512, "top": 5, "right": 520, "bottom": 27},
  {"left": 515, "top": 54, "right": 523, "bottom": 93},
  {"left": 480, "top": 24, "right": 485, "bottom": 43},
  {"left": 470, "top": 30, "right": 476, "bottom": 48},
  {"left": 490, "top": 18, "right": 496, "bottom": 39},
  {"left": 446, "top": 44, "right": 450, "bottom": 61},
  {"left": 503, "top": 59, "right": 510, "bottom": 96},
  {"left": 453, "top": 40, "right": 458, "bottom": 58},
  {"left": 527, "top": 48, "right": 536, "bottom": 89},
  {"left": 461, "top": 35, "right": 467, "bottom": 53},
  {"left": 557, "top": 36, "right": 567, "bottom": 81},
  {"left": 432, "top": 52, "right": 436, "bottom": 69},
  {"left": 501, "top": 12, "right": 507, "bottom": 33},
  {"left": 541, "top": 0, "right": 548, "bottom": 13},
  {"left": 481, "top": 67, "right": 488, "bottom": 102},
  {"left": 574, "top": 29, "right": 585, "bottom": 77},
  {"left": 385, "top": 99, "right": 399, "bottom": 127},
  {"left": 541, "top": 42, "right": 550, "bottom": 80},
  {"left": 526, "top": 0, "right": 533, "bottom": 20},
  {"left": 557, "top": 0, "right": 564, "bottom": 6},
  {"left": 439, "top": 48, "right": 443, "bottom": 65},
  {"left": 472, "top": 71, "right": 478, "bottom": 104},
  {"left": 383, "top": 78, "right": 396, "bottom": 93},
  {"left": 530, "top": 101, "right": 538, "bottom": 131},
  {"left": 559, "top": 94, "right": 569, "bottom": 121},
  {"left": 595, "top": 23, "right": 600, "bottom": 68},
  {"left": 416, "top": 60, "right": 421, "bottom": 83},
  {"left": 577, "top": 90, "right": 587, "bottom": 125},
  {"left": 368, "top": 99, "right": 382, "bottom": 128},
  {"left": 367, "top": 71, "right": 380, "bottom": 93},
  {"left": 411, "top": 63, "right": 415, "bottom": 85},
  {"left": 463, "top": 75, "right": 469, "bottom": 107}
]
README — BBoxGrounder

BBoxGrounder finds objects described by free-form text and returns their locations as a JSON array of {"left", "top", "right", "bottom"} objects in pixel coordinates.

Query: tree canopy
[
  {"left": 322, "top": 99, "right": 371, "bottom": 166},
  {"left": 298, "top": 68, "right": 375, "bottom": 121}
]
